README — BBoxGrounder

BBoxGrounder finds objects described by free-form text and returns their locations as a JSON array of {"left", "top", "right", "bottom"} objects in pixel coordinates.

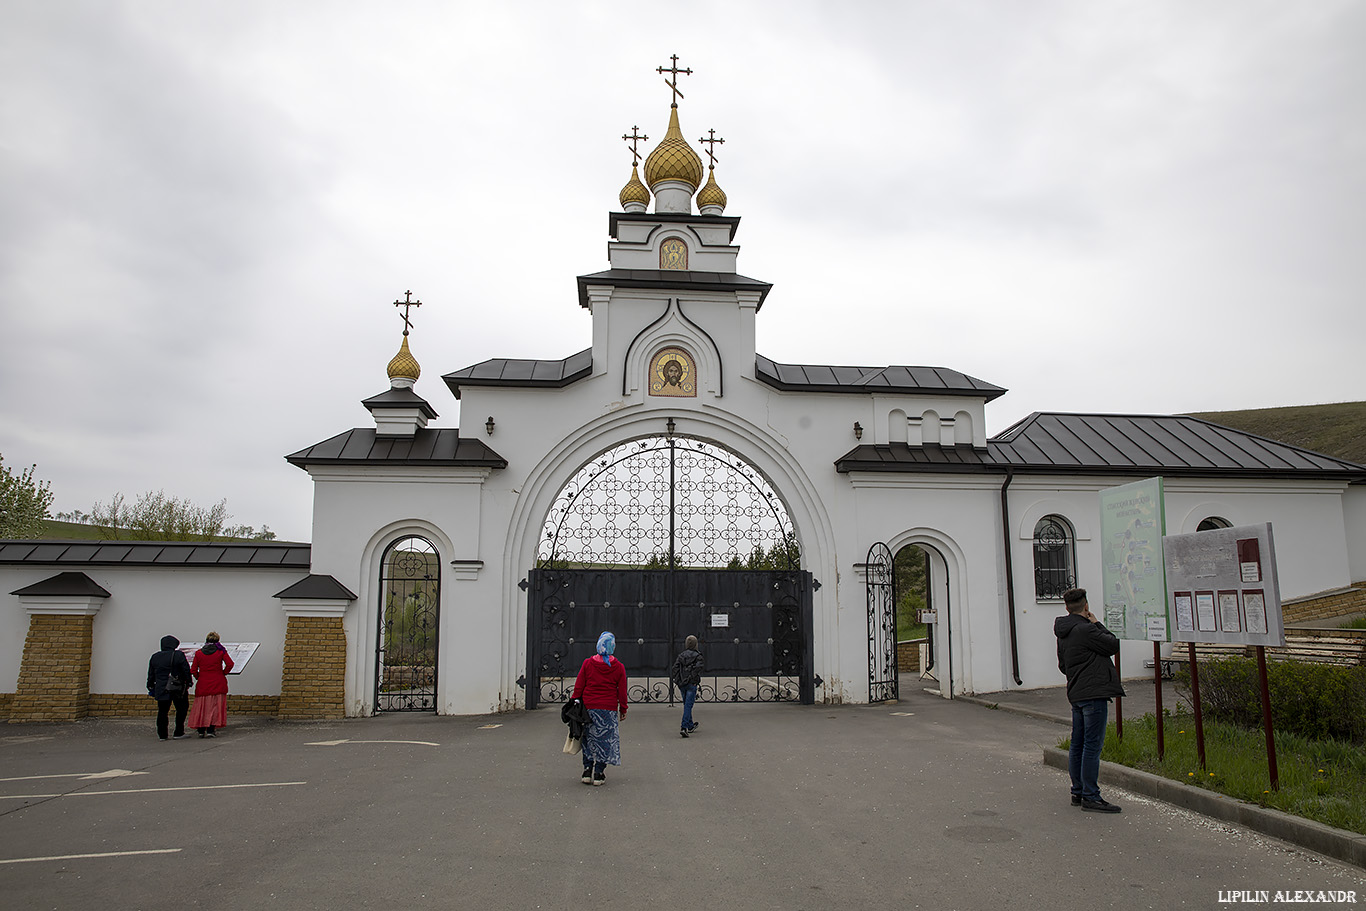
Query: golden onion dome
[
  {"left": 696, "top": 166, "right": 727, "bottom": 211},
  {"left": 619, "top": 165, "right": 650, "bottom": 207},
  {"left": 643, "top": 105, "right": 704, "bottom": 190},
  {"left": 386, "top": 335, "right": 421, "bottom": 382}
]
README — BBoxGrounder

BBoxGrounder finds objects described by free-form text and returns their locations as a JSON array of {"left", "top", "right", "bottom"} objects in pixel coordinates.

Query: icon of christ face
[{"left": 663, "top": 360, "right": 683, "bottom": 386}]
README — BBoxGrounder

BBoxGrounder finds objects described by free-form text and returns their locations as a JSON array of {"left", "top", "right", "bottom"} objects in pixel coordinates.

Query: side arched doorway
[
  {"left": 375, "top": 535, "right": 440, "bottom": 713},
  {"left": 525, "top": 435, "right": 815, "bottom": 708},
  {"left": 867, "top": 539, "right": 954, "bottom": 702}
]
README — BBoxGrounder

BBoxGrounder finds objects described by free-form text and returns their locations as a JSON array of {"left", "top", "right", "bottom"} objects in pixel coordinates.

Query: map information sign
[
  {"left": 1100, "top": 477, "right": 1168, "bottom": 641},
  {"left": 1162, "top": 523, "right": 1284, "bottom": 647},
  {"left": 177, "top": 642, "right": 260, "bottom": 675}
]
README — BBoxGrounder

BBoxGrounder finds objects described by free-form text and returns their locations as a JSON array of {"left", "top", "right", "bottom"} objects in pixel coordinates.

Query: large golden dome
[
  {"left": 619, "top": 165, "right": 650, "bottom": 208},
  {"left": 643, "top": 105, "right": 703, "bottom": 190},
  {"left": 387, "top": 335, "right": 420, "bottom": 382},
  {"left": 696, "top": 166, "right": 727, "bottom": 211}
]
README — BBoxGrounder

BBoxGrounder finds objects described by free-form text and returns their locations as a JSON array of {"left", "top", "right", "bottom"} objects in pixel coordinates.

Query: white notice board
[
  {"left": 177, "top": 642, "right": 260, "bottom": 675},
  {"left": 1162, "top": 523, "right": 1284, "bottom": 647}
]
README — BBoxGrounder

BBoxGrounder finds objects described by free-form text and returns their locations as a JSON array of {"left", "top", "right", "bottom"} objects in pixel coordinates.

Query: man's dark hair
[
  {"left": 1062, "top": 588, "right": 1088, "bottom": 612},
  {"left": 685, "top": 635, "right": 698, "bottom": 650}
]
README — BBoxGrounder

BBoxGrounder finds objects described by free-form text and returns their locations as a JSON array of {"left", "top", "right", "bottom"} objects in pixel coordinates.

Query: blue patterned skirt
[{"left": 582, "top": 709, "right": 621, "bottom": 766}]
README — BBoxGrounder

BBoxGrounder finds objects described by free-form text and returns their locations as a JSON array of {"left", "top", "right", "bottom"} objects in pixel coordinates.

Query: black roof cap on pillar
[
  {"left": 10, "top": 571, "right": 112, "bottom": 598},
  {"left": 273, "top": 574, "right": 357, "bottom": 600}
]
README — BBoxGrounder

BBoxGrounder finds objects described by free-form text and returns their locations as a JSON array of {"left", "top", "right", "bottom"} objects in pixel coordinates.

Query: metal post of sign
[
  {"left": 1256, "top": 645, "right": 1279, "bottom": 791},
  {"left": 1153, "top": 641, "right": 1164, "bottom": 760},
  {"left": 1188, "top": 642, "right": 1206, "bottom": 770}
]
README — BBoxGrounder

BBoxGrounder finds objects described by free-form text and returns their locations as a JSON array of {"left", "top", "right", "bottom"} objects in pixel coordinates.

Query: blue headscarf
[{"left": 596, "top": 631, "right": 616, "bottom": 666}]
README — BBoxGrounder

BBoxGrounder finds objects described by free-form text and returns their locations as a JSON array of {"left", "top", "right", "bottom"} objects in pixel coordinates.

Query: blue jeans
[
  {"left": 680, "top": 685, "right": 697, "bottom": 730},
  {"left": 1069, "top": 698, "right": 1108, "bottom": 801}
]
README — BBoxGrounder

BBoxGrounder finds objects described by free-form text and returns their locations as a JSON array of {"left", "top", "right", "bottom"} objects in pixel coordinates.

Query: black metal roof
[
  {"left": 0, "top": 540, "right": 312, "bottom": 567},
  {"left": 577, "top": 269, "right": 773, "bottom": 310},
  {"left": 443, "top": 349, "right": 592, "bottom": 399},
  {"left": 361, "top": 386, "right": 439, "bottom": 419},
  {"left": 608, "top": 211, "right": 742, "bottom": 242},
  {"left": 285, "top": 428, "right": 508, "bottom": 469},
  {"left": 835, "top": 412, "right": 1366, "bottom": 481},
  {"left": 273, "top": 574, "right": 357, "bottom": 600},
  {"left": 757, "top": 356, "right": 1008, "bottom": 401},
  {"left": 11, "top": 571, "right": 111, "bottom": 598}
]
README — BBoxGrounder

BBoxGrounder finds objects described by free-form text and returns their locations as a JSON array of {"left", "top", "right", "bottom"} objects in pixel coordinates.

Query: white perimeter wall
[{"left": 1, "top": 565, "right": 294, "bottom": 695}]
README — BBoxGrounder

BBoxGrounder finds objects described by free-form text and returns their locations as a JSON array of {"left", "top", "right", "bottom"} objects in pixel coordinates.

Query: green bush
[{"left": 1175, "top": 658, "right": 1366, "bottom": 744}]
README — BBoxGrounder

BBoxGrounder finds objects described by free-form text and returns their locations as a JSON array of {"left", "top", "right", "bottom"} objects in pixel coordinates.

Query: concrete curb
[
  {"left": 1041, "top": 747, "right": 1366, "bottom": 870},
  {"left": 956, "top": 694, "right": 1068, "bottom": 727}
]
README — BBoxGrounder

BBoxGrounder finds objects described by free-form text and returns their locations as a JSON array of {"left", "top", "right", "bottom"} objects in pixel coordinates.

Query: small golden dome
[
  {"left": 619, "top": 165, "right": 650, "bottom": 207},
  {"left": 387, "top": 335, "right": 420, "bottom": 382},
  {"left": 696, "top": 166, "right": 727, "bottom": 211},
  {"left": 643, "top": 105, "right": 704, "bottom": 190}
]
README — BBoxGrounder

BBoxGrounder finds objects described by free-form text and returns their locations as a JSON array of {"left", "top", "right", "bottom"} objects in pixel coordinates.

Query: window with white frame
[{"left": 1033, "top": 515, "right": 1076, "bottom": 600}]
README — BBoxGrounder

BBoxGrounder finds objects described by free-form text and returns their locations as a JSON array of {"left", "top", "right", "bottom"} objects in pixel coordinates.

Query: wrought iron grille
[
  {"left": 375, "top": 536, "right": 439, "bottom": 712},
  {"left": 1032, "top": 516, "right": 1076, "bottom": 600},
  {"left": 865, "top": 542, "right": 898, "bottom": 703},
  {"left": 538, "top": 436, "right": 799, "bottom": 569}
]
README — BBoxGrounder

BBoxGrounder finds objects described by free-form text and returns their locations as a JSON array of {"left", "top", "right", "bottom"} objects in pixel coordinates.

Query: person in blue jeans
[
  {"left": 671, "top": 635, "right": 703, "bottom": 737},
  {"left": 1055, "top": 588, "right": 1126, "bottom": 812}
]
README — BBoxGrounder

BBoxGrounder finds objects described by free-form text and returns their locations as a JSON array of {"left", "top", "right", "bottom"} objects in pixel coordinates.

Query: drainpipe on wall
[{"left": 1001, "top": 466, "right": 1023, "bottom": 686}]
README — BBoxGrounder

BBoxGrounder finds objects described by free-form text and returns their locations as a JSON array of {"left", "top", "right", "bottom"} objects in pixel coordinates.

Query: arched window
[
  {"left": 1033, "top": 515, "right": 1076, "bottom": 600},
  {"left": 1197, "top": 516, "right": 1232, "bottom": 532}
]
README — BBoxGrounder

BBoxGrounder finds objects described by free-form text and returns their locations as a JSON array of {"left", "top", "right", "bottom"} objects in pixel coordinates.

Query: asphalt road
[{"left": 1, "top": 689, "right": 1362, "bottom": 911}]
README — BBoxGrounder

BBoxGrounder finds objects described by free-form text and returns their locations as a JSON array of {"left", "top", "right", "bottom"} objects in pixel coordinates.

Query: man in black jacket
[
  {"left": 146, "top": 634, "right": 192, "bottom": 741},
  {"left": 1055, "top": 588, "right": 1125, "bottom": 812},
  {"left": 671, "top": 635, "right": 703, "bottom": 737}
]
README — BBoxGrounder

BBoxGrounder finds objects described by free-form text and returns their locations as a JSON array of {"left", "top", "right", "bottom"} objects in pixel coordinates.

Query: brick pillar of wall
[
  {"left": 9, "top": 614, "right": 95, "bottom": 722},
  {"left": 277, "top": 615, "right": 346, "bottom": 720}
]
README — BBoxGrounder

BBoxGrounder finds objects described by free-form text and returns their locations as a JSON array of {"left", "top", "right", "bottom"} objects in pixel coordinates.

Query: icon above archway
[
  {"left": 660, "top": 237, "right": 688, "bottom": 270},
  {"left": 649, "top": 347, "right": 696, "bottom": 397}
]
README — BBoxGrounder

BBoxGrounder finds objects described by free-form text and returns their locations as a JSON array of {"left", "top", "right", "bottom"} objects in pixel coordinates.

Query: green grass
[
  {"left": 1063, "top": 711, "right": 1366, "bottom": 835},
  {"left": 1187, "top": 401, "right": 1366, "bottom": 466},
  {"left": 30, "top": 520, "right": 287, "bottom": 544},
  {"left": 1340, "top": 616, "right": 1366, "bottom": 630}
]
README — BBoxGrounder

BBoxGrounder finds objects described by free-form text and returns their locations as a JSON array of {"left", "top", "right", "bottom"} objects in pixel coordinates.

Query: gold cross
[
  {"left": 622, "top": 125, "right": 649, "bottom": 166},
  {"left": 698, "top": 129, "right": 724, "bottom": 168},
  {"left": 656, "top": 54, "right": 692, "bottom": 105},
  {"left": 393, "top": 290, "right": 422, "bottom": 336}
]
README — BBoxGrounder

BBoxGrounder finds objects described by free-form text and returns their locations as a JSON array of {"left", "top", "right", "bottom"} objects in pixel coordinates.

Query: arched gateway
[{"left": 524, "top": 434, "right": 814, "bottom": 708}]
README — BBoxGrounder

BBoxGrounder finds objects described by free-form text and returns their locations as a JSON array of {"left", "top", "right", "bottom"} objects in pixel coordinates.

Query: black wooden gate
[
  {"left": 866, "top": 541, "right": 898, "bottom": 703},
  {"left": 525, "top": 567, "right": 814, "bottom": 708}
]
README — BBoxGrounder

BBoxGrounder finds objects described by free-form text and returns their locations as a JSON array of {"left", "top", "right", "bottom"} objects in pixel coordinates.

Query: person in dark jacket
[
  {"left": 670, "top": 635, "right": 703, "bottom": 737},
  {"left": 1055, "top": 588, "right": 1126, "bottom": 812},
  {"left": 146, "top": 634, "right": 192, "bottom": 741}
]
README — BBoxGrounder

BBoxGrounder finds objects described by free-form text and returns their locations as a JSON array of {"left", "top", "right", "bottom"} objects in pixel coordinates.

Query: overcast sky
[{"left": 2, "top": 1, "right": 1363, "bottom": 542}]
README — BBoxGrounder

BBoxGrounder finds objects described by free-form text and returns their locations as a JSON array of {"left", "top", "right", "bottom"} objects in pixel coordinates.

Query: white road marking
[
  {"left": 0, "top": 849, "right": 182, "bottom": 865},
  {"left": 305, "top": 739, "right": 439, "bottom": 746},
  {"left": 890, "top": 712, "right": 915, "bottom": 716},
  {"left": 0, "top": 781, "right": 307, "bottom": 800},
  {"left": 477, "top": 724, "right": 502, "bottom": 730},
  {"left": 0, "top": 769, "right": 148, "bottom": 783}
]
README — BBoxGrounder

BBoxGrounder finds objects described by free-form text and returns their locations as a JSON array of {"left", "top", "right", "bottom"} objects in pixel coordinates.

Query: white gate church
[{"left": 5, "top": 66, "right": 1363, "bottom": 721}]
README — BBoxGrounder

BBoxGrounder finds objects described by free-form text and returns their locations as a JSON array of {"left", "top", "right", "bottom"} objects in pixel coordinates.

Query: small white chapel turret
[
  {"left": 643, "top": 56, "right": 704, "bottom": 214},
  {"left": 363, "top": 290, "right": 438, "bottom": 436}
]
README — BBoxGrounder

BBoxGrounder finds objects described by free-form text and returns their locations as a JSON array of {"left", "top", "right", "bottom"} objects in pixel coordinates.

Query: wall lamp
[
  {"left": 485, "top": 416, "right": 495, "bottom": 436},
  {"left": 666, "top": 417, "right": 677, "bottom": 438},
  {"left": 853, "top": 421, "right": 863, "bottom": 441}
]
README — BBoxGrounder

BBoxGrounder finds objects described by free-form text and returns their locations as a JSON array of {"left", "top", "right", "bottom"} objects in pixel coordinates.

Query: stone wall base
[
  {"left": 9, "top": 614, "right": 94, "bottom": 722},
  {"left": 278, "top": 616, "right": 347, "bottom": 720}
]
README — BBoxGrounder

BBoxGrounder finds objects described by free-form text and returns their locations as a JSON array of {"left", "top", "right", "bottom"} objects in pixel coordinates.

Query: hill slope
[{"left": 1186, "top": 401, "right": 1366, "bottom": 467}]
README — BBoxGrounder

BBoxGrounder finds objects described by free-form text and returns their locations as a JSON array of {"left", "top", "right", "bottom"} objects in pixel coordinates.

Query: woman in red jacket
[
  {"left": 571, "top": 630, "right": 628, "bottom": 786},
  {"left": 188, "top": 631, "right": 234, "bottom": 738}
]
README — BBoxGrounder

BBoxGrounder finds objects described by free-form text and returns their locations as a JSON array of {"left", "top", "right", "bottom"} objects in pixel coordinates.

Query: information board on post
[
  {"left": 1099, "top": 477, "right": 1168, "bottom": 641},
  {"left": 177, "top": 642, "right": 260, "bottom": 675},
  {"left": 1162, "top": 523, "right": 1284, "bottom": 647}
]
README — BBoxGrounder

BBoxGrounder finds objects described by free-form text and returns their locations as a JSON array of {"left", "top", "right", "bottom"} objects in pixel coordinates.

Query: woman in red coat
[
  {"left": 571, "top": 631, "right": 628, "bottom": 786},
  {"left": 188, "top": 631, "right": 234, "bottom": 737}
]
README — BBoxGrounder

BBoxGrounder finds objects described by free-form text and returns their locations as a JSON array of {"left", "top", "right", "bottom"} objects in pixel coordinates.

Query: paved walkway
[{"left": 0, "top": 690, "right": 1361, "bottom": 911}]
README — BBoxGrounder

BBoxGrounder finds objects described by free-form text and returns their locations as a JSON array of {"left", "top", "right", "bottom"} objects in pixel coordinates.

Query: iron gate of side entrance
[
  {"left": 524, "top": 434, "right": 813, "bottom": 708},
  {"left": 524, "top": 567, "right": 814, "bottom": 709},
  {"left": 375, "top": 536, "right": 439, "bottom": 712},
  {"left": 866, "top": 541, "right": 898, "bottom": 703}
]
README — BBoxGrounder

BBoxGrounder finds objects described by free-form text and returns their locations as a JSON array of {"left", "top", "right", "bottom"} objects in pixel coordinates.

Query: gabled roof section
[
  {"left": 443, "top": 349, "right": 592, "bottom": 399},
  {"left": 286, "top": 428, "right": 508, "bottom": 470},
  {"left": 577, "top": 270, "right": 773, "bottom": 310},
  {"left": 989, "top": 413, "right": 1366, "bottom": 479},
  {"left": 11, "top": 571, "right": 111, "bottom": 597},
  {"left": 0, "top": 541, "right": 312, "bottom": 567},
  {"left": 835, "top": 443, "right": 992, "bottom": 473},
  {"left": 274, "top": 574, "right": 357, "bottom": 600},
  {"left": 757, "top": 355, "right": 1007, "bottom": 401}
]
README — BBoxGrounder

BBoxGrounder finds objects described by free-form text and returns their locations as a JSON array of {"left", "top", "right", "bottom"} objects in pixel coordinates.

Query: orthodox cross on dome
[
  {"left": 393, "top": 290, "right": 422, "bottom": 336},
  {"left": 657, "top": 54, "right": 692, "bottom": 105},
  {"left": 698, "top": 128, "right": 724, "bottom": 167},
  {"left": 622, "top": 125, "right": 649, "bottom": 166}
]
